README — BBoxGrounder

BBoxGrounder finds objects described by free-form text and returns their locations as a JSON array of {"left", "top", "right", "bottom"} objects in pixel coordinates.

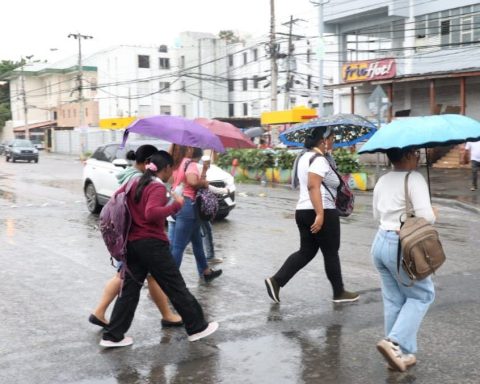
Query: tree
[
  {"left": 218, "top": 30, "right": 241, "bottom": 44},
  {"left": 0, "top": 60, "right": 20, "bottom": 131}
]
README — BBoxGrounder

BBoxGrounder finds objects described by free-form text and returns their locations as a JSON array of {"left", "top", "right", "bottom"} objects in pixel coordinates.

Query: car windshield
[
  {"left": 13, "top": 140, "right": 34, "bottom": 147},
  {"left": 114, "top": 141, "right": 170, "bottom": 160}
]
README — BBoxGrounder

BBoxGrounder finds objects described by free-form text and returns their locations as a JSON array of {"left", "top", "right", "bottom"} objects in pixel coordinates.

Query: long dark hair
[
  {"left": 170, "top": 144, "right": 190, "bottom": 170},
  {"left": 126, "top": 144, "right": 158, "bottom": 164},
  {"left": 134, "top": 150, "right": 173, "bottom": 203}
]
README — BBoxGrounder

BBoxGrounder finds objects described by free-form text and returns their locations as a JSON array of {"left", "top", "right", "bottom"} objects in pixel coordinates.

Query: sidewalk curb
[
  {"left": 431, "top": 197, "right": 480, "bottom": 215},
  {"left": 260, "top": 182, "right": 480, "bottom": 215}
]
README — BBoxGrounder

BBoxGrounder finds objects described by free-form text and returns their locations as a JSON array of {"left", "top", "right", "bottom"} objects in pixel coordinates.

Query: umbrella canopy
[
  {"left": 279, "top": 113, "right": 377, "bottom": 148},
  {"left": 244, "top": 126, "right": 264, "bottom": 138},
  {"left": 121, "top": 115, "right": 225, "bottom": 153},
  {"left": 194, "top": 118, "right": 255, "bottom": 149},
  {"left": 358, "top": 114, "right": 480, "bottom": 154}
]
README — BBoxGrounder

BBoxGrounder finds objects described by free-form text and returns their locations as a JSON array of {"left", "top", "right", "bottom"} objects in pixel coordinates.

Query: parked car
[
  {"left": 5, "top": 139, "right": 39, "bottom": 163},
  {"left": 82, "top": 140, "right": 236, "bottom": 219}
]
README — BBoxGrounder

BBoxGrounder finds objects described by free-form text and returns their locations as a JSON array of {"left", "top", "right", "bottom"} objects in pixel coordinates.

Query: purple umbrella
[{"left": 121, "top": 115, "right": 225, "bottom": 152}]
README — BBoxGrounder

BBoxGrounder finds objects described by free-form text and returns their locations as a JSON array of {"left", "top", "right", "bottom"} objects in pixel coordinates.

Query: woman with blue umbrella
[
  {"left": 358, "top": 114, "right": 480, "bottom": 371},
  {"left": 371, "top": 147, "right": 436, "bottom": 372}
]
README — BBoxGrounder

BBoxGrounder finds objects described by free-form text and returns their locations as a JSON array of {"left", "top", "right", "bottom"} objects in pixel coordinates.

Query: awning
[
  {"left": 260, "top": 106, "right": 317, "bottom": 125},
  {"left": 13, "top": 120, "right": 56, "bottom": 132}
]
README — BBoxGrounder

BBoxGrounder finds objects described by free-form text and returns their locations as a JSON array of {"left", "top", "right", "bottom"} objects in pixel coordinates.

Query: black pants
[
  {"left": 103, "top": 238, "right": 208, "bottom": 342},
  {"left": 273, "top": 209, "right": 344, "bottom": 297}
]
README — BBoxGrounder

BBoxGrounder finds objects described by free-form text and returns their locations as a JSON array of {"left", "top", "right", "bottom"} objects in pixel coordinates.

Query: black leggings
[
  {"left": 273, "top": 209, "right": 344, "bottom": 296},
  {"left": 103, "top": 238, "right": 208, "bottom": 342}
]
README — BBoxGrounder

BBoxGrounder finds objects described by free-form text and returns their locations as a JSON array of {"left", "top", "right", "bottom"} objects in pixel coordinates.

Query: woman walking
[
  {"left": 265, "top": 126, "right": 359, "bottom": 303},
  {"left": 169, "top": 145, "right": 222, "bottom": 281},
  {"left": 89, "top": 145, "right": 182, "bottom": 328},
  {"left": 100, "top": 151, "right": 218, "bottom": 347},
  {"left": 372, "top": 148, "right": 436, "bottom": 371}
]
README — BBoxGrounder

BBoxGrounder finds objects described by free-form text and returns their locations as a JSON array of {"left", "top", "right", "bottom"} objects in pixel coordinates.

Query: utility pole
[
  {"left": 269, "top": 0, "right": 278, "bottom": 111},
  {"left": 20, "top": 55, "right": 34, "bottom": 139},
  {"left": 198, "top": 38, "right": 203, "bottom": 117},
  {"left": 311, "top": 0, "right": 328, "bottom": 117},
  {"left": 68, "top": 32, "right": 93, "bottom": 156},
  {"left": 282, "top": 16, "right": 304, "bottom": 110}
]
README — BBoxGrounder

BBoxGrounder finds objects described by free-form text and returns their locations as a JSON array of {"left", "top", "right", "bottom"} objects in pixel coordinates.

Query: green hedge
[{"left": 217, "top": 148, "right": 362, "bottom": 174}]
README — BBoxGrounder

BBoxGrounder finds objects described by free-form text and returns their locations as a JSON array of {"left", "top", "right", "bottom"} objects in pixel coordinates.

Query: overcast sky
[{"left": 1, "top": 0, "right": 318, "bottom": 63}]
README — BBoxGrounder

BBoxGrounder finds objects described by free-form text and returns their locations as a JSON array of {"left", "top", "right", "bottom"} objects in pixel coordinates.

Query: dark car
[{"left": 5, "top": 139, "right": 39, "bottom": 163}]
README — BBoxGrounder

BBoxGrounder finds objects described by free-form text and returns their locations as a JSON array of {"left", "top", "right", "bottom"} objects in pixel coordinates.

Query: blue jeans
[
  {"left": 201, "top": 220, "right": 215, "bottom": 259},
  {"left": 371, "top": 229, "right": 435, "bottom": 354},
  {"left": 170, "top": 198, "right": 209, "bottom": 276}
]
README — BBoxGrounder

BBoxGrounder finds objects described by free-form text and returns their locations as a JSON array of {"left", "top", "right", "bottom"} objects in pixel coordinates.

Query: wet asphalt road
[{"left": 0, "top": 153, "right": 479, "bottom": 384}]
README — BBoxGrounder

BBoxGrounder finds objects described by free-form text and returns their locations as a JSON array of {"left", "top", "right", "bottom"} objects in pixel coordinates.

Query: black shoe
[
  {"left": 265, "top": 277, "right": 280, "bottom": 303},
  {"left": 89, "top": 314, "right": 108, "bottom": 328},
  {"left": 161, "top": 319, "right": 184, "bottom": 327},
  {"left": 204, "top": 269, "right": 222, "bottom": 282}
]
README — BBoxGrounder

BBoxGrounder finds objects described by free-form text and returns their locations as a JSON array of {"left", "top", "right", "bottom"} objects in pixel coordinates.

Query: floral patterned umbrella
[{"left": 279, "top": 113, "right": 377, "bottom": 148}]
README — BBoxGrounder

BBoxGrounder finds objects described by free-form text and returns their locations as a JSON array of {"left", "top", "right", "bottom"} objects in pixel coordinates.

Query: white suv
[{"left": 82, "top": 140, "right": 236, "bottom": 219}]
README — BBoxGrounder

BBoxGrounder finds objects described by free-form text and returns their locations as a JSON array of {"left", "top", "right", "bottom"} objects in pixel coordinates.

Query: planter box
[
  {"left": 227, "top": 166, "right": 373, "bottom": 191},
  {"left": 342, "top": 172, "right": 374, "bottom": 191}
]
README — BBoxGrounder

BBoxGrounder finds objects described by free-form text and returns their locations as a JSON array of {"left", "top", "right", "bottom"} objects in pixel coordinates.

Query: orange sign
[{"left": 342, "top": 58, "right": 396, "bottom": 83}]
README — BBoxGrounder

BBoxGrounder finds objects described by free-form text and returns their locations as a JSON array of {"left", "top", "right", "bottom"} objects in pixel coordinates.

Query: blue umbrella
[
  {"left": 279, "top": 113, "right": 377, "bottom": 148},
  {"left": 357, "top": 114, "right": 480, "bottom": 196},
  {"left": 358, "top": 114, "right": 480, "bottom": 154}
]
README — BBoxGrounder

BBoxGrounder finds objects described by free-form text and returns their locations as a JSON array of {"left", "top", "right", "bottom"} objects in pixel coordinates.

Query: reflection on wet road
[{"left": 1, "top": 153, "right": 479, "bottom": 384}]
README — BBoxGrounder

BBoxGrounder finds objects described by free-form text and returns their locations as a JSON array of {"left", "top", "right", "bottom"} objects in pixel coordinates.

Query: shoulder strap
[
  {"left": 184, "top": 159, "right": 193, "bottom": 172},
  {"left": 308, "top": 152, "right": 336, "bottom": 200},
  {"left": 397, "top": 171, "right": 415, "bottom": 287},
  {"left": 404, "top": 171, "right": 414, "bottom": 217}
]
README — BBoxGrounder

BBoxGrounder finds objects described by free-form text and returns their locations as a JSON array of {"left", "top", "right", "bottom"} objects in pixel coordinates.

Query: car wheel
[
  {"left": 85, "top": 182, "right": 102, "bottom": 214},
  {"left": 12, "top": 156, "right": 16, "bottom": 163},
  {"left": 214, "top": 211, "right": 229, "bottom": 220},
  {"left": 5, "top": 155, "right": 9, "bottom": 162},
  {"left": 34, "top": 158, "right": 38, "bottom": 163}
]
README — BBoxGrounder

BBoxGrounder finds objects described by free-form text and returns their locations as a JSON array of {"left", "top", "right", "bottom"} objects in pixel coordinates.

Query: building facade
[{"left": 324, "top": 0, "right": 480, "bottom": 120}]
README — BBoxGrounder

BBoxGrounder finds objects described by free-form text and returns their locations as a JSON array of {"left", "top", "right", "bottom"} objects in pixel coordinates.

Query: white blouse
[{"left": 373, "top": 170, "right": 435, "bottom": 231}]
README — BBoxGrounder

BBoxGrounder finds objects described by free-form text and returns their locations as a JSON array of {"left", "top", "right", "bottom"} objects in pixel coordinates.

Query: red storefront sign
[{"left": 342, "top": 58, "right": 396, "bottom": 83}]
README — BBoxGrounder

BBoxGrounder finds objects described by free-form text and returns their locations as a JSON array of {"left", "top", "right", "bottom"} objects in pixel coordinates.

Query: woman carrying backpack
[
  {"left": 168, "top": 145, "right": 222, "bottom": 282},
  {"left": 372, "top": 148, "right": 436, "bottom": 371},
  {"left": 89, "top": 145, "right": 183, "bottom": 329},
  {"left": 264, "top": 126, "right": 359, "bottom": 304},
  {"left": 100, "top": 150, "right": 218, "bottom": 347}
]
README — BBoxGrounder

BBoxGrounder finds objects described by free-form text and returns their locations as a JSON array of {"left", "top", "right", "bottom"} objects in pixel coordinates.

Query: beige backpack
[{"left": 397, "top": 172, "right": 446, "bottom": 284}]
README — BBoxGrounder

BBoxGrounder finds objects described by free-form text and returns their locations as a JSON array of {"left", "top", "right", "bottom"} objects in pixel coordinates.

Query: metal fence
[{"left": 52, "top": 129, "right": 143, "bottom": 155}]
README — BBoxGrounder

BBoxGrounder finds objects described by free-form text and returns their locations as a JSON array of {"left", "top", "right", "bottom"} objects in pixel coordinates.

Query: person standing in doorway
[
  {"left": 265, "top": 126, "right": 359, "bottom": 304},
  {"left": 463, "top": 141, "right": 480, "bottom": 191}
]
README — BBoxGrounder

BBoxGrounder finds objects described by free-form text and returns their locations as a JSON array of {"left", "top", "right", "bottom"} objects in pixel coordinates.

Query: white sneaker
[
  {"left": 188, "top": 322, "right": 219, "bottom": 342},
  {"left": 99, "top": 336, "right": 133, "bottom": 348}
]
